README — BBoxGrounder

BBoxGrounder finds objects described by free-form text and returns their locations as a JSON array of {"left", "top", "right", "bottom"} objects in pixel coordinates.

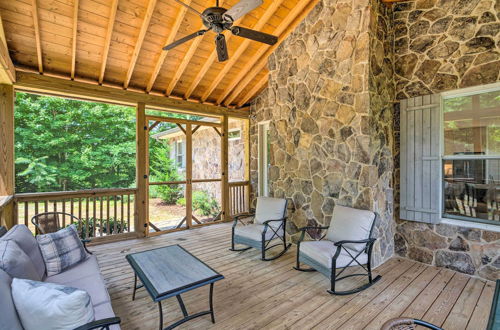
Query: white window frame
[
  {"left": 228, "top": 128, "right": 241, "bottom": 141},
  {"left": 175, "top": 139, "right": 185, "bottom": 169},
  {"left": 439, "top": 81, "right": 500, "bottom": 231},
  {"left": 258, "top": 121, "right": 270, "bottom": 197}
]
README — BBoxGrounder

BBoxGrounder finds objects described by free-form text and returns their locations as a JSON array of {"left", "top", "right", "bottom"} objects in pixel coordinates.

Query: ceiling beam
[
  {"left": 237, "top": 72, "right": 268, "bottom": 107},
  {"left": 71, "top": 0, "right": 79, "bottom": 80},
  {"left": 145, "top": 0, "right": 193, "bottom": 93},
  {"left": 123, "top": 0, "right": 158, "bottom": 89},
  {"left": 0, "top": 15, "right": 15, "bottom": 84},
  {"left": 221, "top": 0, "right": 319, "bottom": 106},
  {"left": 15, "top": 71, "right": 249, "bottom": 118},
  {"left": 200, "top": 0, "right": 285, "bottom": 102},
  {"left": 31, "top": 0, "right": 43, "bottom": 74},
  {"left": 98, "top": 0, "right": 119, "bottom": 84}
]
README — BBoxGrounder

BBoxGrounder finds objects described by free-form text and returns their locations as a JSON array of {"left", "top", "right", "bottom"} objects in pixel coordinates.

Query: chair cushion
[
  {"left": 234, "top": 224, "right": 284, "bottom": 242},
  {"left": 45, "top": 255, "right": 111, "bottom": 307},
  {"left": 0, "top": 269, "right": 23, "bottom": 330},
  {"left": 299, "top": 240, "right": 368, "bottom": 269},
  {"left": 326, "top": 205, "right": 376, "bottom": 252},
  {"left": 1, "top": 224, "right": 46, "bottom": 279},
  {"left": 254, "top": 197, "right": 287, "bottom": 225},
  {"left": 0, "top": 240, "right": 42, "bottom": 281},
  {"left": 37, "top": 224, "right": 88, "bottom": 276},
  {"left": 12, "top": 278, "right": 94, "bottom": 330}
]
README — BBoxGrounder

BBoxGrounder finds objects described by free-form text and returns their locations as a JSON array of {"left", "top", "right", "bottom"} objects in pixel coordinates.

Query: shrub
[
  {"left": 71, "top": 217, "right": 128, "bottom": 238},
  {"left": 177, "top": 191, "right": 219, "bottom": 217},
  {"left": 149, "top": 139, "right": 183, "bottom": 204}
]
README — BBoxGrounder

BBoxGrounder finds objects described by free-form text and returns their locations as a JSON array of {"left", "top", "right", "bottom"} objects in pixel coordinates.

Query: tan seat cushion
[{"left": 300, "top": 240, "right": 368, "bottom": 269}]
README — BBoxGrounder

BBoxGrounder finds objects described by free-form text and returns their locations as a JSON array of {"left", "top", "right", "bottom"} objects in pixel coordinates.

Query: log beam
[{"left": 15, "top": 71, "right": 249, "bottom": 118}]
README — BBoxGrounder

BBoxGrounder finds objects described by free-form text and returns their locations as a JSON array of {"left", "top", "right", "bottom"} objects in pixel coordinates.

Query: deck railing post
[
  {"left": 136, "top": 102, "right": 148, "bottom": 237},
  {"left": 221, "top": 115, "right": 229, "bottom": 222}
]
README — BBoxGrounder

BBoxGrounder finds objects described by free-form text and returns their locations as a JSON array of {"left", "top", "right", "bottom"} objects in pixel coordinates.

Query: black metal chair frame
[
  {"left": 230, "top": 201, "right": 291, "bottom": 261},
  {"left": 74, "top": 317, "right": 121, "bottom": 330},
  {"left": 294, "top": 213, "right": 381, "bottom": 295},
  {"left": 31, "top": 211, "right": 92, "bottom": 254}
]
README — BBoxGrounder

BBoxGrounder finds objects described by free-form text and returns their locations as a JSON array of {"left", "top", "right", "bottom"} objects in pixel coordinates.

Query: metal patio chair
[
  {"left": 230, "top": 197, "right": 291, "bottom": 261},
  {"left": 294, "top": 205, "right": 381, "bottom": 295},
  {"left": 31, "top": 211, "right": 92, "bottom": 254},
  {"left": 381, "top": 318, "right": 443, "bottom": 330}
]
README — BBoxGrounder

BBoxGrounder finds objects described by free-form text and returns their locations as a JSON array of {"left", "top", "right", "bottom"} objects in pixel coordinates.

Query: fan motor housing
[{"left": 202, "top": 7, "right": 231, "bottom": 33}]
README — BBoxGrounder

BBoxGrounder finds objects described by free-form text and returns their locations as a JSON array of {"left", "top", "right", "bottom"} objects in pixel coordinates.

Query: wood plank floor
[{"left": 90, "top": 223, "right": 495, "bottom": 330}]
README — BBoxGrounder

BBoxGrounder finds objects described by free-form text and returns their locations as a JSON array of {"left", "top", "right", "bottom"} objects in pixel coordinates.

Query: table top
[{"left": 126, "top": 244, "right": 224, "bottom": 302}]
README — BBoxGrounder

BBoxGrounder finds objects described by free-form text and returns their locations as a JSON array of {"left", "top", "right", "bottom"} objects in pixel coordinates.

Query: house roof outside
[{"left": 152, "top": 117, "right": 242, "bottom": 140}]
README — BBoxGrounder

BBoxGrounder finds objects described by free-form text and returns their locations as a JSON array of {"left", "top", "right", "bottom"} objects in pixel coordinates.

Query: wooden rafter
[
  {"left": 30, "top": 0, "right": 43, "bottom": 74},
  {"left": 183, "top": 48, "right": 218, "bottom": 99},
  {"left": 222, "top": 0, "right": 319, "bottom": 106},
  {"left": 146, "top": 0, "right": 193, "bottom": 93},
  {"left": 123, "top": 0, "right": 158, "bottom": 89},
  {"left": 200, "top": 0, "right": 285, "bottom": 102},
  {"left": 70, "top": 0, "right": 79, "bottom": 80},
  {"left": 237, "top": 72, "right": 268, "bottom": 107},
  {"left": 0, "top": 15, "right": 15, "bottom": 84},
  {"left": 98, "top": 0, "right": 119, "bottom": 85}
]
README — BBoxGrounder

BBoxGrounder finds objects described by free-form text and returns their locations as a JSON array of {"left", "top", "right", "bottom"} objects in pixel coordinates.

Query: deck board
[{"left": 90, "top": 222, "right": 494, "bottom": 330}]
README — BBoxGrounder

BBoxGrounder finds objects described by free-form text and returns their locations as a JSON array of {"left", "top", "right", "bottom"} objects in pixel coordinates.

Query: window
[
  {"left": 258, "top": 122, "right": 270, "bottom": 197},
  {"left": 442, "top": 85, "right": 500, "bottom": 224},
  {"left": 175, "top": 140, "right": 185, "bottom": 169},
  {"left": 228, "top": 129, "right": 241, "bottom": 141}
]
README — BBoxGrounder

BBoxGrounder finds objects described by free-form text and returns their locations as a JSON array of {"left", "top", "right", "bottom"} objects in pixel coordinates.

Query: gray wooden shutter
[{"left": 400, "top": 94, "right": 441, "bottom": 224}]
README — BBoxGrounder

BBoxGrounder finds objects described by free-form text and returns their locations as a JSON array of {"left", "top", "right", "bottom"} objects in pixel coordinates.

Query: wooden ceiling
[{"left": 0, "top": 0, "right": 319, "bottom": 108}]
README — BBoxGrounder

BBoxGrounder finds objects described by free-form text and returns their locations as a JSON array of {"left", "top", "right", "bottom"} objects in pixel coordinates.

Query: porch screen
[{"left": 400, "top": 94, "right": 441, "bottom": 224}]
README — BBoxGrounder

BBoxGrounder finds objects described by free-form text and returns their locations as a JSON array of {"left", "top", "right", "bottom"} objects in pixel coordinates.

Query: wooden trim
[
  {"left": 30, "top": 0, "right": 43, "bottom": 74},
  {"left": 15, "top": 188, "right": 137, "bottom": 202},
  {"left": 71, "top": 0, "right": 79, "bottom": 80},
  {"left": 0, "top": 15, "right": 15, "bottom": 84},
  {"left": 136, "top": 103, "right": 148, "bottom": 237},
  {"left": 0, "top": 195, "right": 13, "bottom": 212},
  {"left": 146, "top": 115, "right": 223, "bottom": 128},
  {"left": 146, "top": 0, "right": 193, "bottom": 93},
  {"left": 148, "top": 121, "right": 161, "bottom": 131},
  {"left": 149, "top": 180, "right": 188, "bottom": 185},
  {"left": 0, "top": 84, "right": 14, "bottom": 196},
  {"left": 124, "top": 0, "right": 158, "bottom": 89},
  {"left": 200, "top": 0, "right": 285, "bottom": 102},
  {"left": 221, "top": 115, "right": 229, "bottom": 221},
  {"left": 15, "top": 71, "right": 249, "bottom": 118},
  {"left": 176, "top": 123, "right": 186, "bottom": 134},
  {"left": 185, "top": 123, "right": 193, "bottom": 228},
  {"left": 237, "top": 73, "right": 268, "bottom": 107},
  {"left": 213, "top": 126, "right": 222, "bottom": 136},
  {"left": 98, "top": 0, "right": 119, "bottom": 85},
  {"left": 219, "top": 0, "right": 319, "bottom": 105},
  {"left": 184, "top": 50, "right": 219, "bottom": 100}
]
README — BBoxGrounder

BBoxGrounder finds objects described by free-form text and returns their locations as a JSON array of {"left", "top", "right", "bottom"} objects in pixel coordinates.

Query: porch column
[
  {"left": 135, "top": 102, "right": 148, "bottom": 237},
  {"left": 221, "top": 114, "right": 229, "bottom": 221},
  {"left": 0, "top": 84, "right": 15, "bottom": 228}
]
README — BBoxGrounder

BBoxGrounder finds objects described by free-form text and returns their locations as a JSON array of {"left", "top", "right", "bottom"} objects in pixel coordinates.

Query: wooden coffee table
[{"left": 126, "top": 245, "right": 224, "bottom": 330}]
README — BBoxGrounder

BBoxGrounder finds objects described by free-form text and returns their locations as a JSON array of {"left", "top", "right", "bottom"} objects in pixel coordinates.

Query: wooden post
[
  {"left": 185, "top": 123, "right": 192, "bottom": 228},
  {"left": 0, "top": 84, "right": 14, "bottom": 228},
  {"left": 243, "top": 118, "right": 251, "bottom": 211},
  {"left": 135, "top": 102, "right": 148, "bottom": 237},
  {"left": 221, "top": 115, "right": 229, "bottom": 221}
]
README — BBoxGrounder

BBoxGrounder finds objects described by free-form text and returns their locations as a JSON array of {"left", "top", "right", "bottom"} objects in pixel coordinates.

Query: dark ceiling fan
[{"left": 163, "top": 0, "right": 278, "bottom": 62}]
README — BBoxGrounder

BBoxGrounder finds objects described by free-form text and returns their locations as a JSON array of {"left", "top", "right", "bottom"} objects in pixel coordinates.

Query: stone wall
[
  {"left": 393, "top": 0, "right": 500, "bottom": 99},
  {"left": 391, "top": 0, "right": 500, "bottom": 281},
  {"left": 249, "top": 0, "right": 396, "bottom": 266}
]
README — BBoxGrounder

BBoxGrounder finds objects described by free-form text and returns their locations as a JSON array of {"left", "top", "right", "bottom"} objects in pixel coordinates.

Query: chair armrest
[
  {"left": 333, "top": 238, "right": 376, "bottom": 247},
  {"left": 232, "top": 213, "right": 255, "bottom": 228},
  {"left": 81, "top": 238, "right": 93, "bottom": 255},
  {"left": 74, "top": 317, "right": 121, "bottom": 330},
  {"left": 262, "top": 218, "right": 286, "bottom": 225},
  {"left": 297, "top": 226, "right": 330, "bottom": 243}
]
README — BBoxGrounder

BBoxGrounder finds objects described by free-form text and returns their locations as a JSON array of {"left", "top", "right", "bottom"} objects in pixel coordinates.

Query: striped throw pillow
[{"left": 36, "top": 225, "right": 87, "bottom": 276}]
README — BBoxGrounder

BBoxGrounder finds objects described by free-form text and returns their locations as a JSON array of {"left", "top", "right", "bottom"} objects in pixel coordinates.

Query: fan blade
[
  {"left": 163, "top": 30, "right": 207, "bottom": 50},
  {"left": 215, "top": 34, "right": 229, "bottom": 62},
  {"left": 231, "top": 26, "right": 277, "bottom": 45},
  {"left": 173, "top": 0, "right": 204, "bottom": 17},
  {"left": 223, "top": 0, "right": 262, "bottom": 22}
]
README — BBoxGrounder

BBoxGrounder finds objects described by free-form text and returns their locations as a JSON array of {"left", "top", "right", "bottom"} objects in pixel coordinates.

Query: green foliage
[
  {"left": 72, "top": 217, "right": 128, "bottom": 238},
  {"left": 177, "top": 190, "right": 219, "bottom": 216},
  {"left": 149, "top": 138, "right": 183, "bottom": 203},
  {"left": 15, "top": 93, "right": 136, "bottom": 193}
]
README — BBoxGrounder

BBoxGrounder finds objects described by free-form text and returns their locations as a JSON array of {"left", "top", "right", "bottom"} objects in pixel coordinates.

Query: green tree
[{"left": 148, "top": 138, "right": 182, "bottom": 204}]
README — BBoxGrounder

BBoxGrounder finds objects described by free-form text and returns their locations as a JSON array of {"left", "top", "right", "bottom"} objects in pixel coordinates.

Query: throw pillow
[
  {"left": 0, "top": 240, "right": 41, "bottom": 281},
  {"left": 11, "top": 278, "right": 94, "bottom": 330},
  {"left": 36, "top": 224, "right": 87, "bottom": 276}
]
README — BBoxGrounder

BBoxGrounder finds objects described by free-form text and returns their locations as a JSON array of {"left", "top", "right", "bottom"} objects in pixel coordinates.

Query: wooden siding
[{"left": 90, "top": 222, "right": 494, "bottom": 330}]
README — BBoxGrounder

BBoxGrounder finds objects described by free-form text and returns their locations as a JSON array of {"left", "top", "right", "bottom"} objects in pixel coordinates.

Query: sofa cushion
[
  {"left": 300, "top": 240, "right": 368, "bottom": 269},
  {"left": 254, "top": 197, "right": 287, "bottom": 226},
  {"left": 37, "top": 224, "right": 88, "bottom": 276},
  {"left": 326, "top": 205, "right": 376, "bottom": 252},
  {"left": 234, "top": 224, "right": 284, "bottom": 242},
  {"left": 0, "top": 269, "right": 23, "bottom": 330},
  {"left": 12, "top": 278, "right": 94, "bottom": 330},
  {"left": 0, "top": 240, "right": 42, "bottom": 281},
  {"left": 1, "top": 224, "right": 46, "bottom": 279},
  {"left": 45, "top": 255, "right": 111, "bottom": 307}
]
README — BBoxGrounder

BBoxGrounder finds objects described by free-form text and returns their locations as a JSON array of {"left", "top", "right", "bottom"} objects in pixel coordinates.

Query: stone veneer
[
  {"left": 249, "top": 0, "right": 395, "bottom": 266},
  {"left": 392, "top": 0, "right": 500, "bottom": 281},
  {"left": 393, "top": 0, "right": 500, "bottom": 99}
]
